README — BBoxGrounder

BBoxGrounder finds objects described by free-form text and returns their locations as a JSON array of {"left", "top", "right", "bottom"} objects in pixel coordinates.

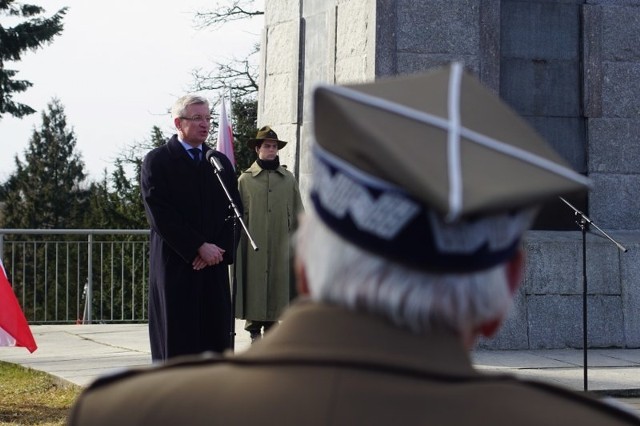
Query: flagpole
[
  {"left": 215, "top": 88, "right": 246, "bottom": 350},
  {"left": 227, "top": 87, "right": 233, "bottom": 130},
  {"left": 216, "top": 90, "right": 236, "bottom": 170}
]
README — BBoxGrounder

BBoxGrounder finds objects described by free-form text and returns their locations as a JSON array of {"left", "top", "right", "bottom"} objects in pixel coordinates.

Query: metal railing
[{"left": 0, "top": 229, "right": 150, "bottom": 324}]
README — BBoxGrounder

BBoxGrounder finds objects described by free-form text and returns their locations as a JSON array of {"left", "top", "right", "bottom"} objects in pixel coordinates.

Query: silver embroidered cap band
[{"left": 310, "top": 63, "right": 589, "bottom": 272}]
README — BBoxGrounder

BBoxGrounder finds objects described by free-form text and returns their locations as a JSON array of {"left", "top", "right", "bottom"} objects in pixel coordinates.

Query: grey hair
[
  {"left": 295, "top": 209, "right": 514, "bottom": 336},
  {"left": 171, "top": 95, "right": 210, "bottom": 119}
]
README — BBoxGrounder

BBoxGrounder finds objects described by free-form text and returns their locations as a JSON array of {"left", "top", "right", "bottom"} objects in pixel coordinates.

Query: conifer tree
[
  {"left": 84, "top": 126, "right": 166, "bottom": 229},
  {"left": 1, "top": 98, "right": 88, "bottom": 228},
  {"left": 229, "top": 97, "right": 257, "bottom": 172},
  {"left": 0, "top": 1, "right": 67, "bottom": 118}
]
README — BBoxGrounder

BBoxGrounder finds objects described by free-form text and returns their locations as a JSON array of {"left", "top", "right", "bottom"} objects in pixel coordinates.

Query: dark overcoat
[
  {"left": 69, "top": 302, "right": 640, "bottom": 425},
  {"left": 141, "top": 135, "right": 241, "bottom": 361}
]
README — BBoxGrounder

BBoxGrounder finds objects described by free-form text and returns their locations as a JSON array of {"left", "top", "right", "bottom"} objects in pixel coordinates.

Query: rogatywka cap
[{"left": 310, "top": 63, "right": 589, "bottom": 272}]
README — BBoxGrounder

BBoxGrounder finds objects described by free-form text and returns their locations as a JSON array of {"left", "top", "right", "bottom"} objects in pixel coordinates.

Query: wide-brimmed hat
[
  {"left": 247, "top": 125, "right": 288, "bottom": 150},
  {"left": 310, "top": 62, "right": 589, "bottom": 272}
]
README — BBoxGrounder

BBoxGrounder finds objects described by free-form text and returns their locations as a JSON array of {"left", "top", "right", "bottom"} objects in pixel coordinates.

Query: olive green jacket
[{"left": 234, "top": 161, "right": 303, "bottom": 321}]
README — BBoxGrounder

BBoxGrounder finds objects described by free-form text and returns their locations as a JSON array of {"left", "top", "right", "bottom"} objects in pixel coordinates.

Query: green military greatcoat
[{"left": 235, "top": 160, "right": 304, "bottom": 322}]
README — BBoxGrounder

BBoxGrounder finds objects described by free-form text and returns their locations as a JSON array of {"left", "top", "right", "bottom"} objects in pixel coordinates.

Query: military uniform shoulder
[
  {"left": 241, "top": 161, "right": 261, "bottom": 174},
  {"left": 280, "top": 165, "right": 296, "bottom": 175},
  {"left": 495, "top": 376, "right": 640, "bottom": 424},
  {"left": 83, "top": 352, "right": 226, "bottom": 391}
]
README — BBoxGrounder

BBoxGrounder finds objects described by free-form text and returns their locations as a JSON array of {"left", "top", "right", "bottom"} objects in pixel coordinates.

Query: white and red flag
[
  {"left": 216, "top": 95, "right": 236, "bottom": 170},
  {"left": 0, "top": 259, "right": 37, "bottom": 353}
]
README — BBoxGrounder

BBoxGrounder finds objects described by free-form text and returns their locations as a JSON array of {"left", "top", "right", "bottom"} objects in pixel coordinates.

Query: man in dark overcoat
[{"left": 140, "top": 94, "right": 241, "bottom": 362}]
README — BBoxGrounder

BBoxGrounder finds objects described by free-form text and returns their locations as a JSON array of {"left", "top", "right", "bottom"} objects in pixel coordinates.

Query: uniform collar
[
  {"left": 236, "top": 300, "right": 478, "bottom": 379},
  {"left": 247, "top": 160, "right": 286, "bottom": 177}
]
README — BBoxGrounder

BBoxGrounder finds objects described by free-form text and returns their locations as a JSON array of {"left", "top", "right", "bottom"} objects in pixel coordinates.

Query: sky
[{"left": 0, "top": 0, "right": 263, "bottom": 182}]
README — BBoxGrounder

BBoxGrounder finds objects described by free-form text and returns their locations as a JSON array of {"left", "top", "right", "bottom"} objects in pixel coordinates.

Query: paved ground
[
  {"left": 1, "top": 322, "right": 640, "bottom": 415},
  {"left": 0, "top": 322, "right": 251, "bottom": 387}
]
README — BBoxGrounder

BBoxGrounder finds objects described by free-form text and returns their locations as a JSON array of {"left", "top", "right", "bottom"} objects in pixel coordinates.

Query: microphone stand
[
  {"left": 211, "top": 163, "right": 258, "bottom": 351},
  {"left": 559, "top": 197, "right": 627, "bottom": 391}
]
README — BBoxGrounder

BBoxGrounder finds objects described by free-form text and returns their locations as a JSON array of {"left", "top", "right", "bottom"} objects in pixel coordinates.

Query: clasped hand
[{"left": 192, "top": 243, "right": 225, "bottom": 270}]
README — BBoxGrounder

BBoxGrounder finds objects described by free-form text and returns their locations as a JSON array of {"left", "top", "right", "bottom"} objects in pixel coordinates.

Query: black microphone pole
[
  {"left": 558, "top": 197, "right": 627, "bottom": 391},
  {"left": 206, "top": 150, "right": 258, "bottom": 351}
]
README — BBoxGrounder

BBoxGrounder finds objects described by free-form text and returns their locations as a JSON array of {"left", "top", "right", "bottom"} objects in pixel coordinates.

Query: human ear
[
  {"left": 506, "top": 248, "right": 525, "bottom": 295},
  {"left": 294, "top": 257, "right": 310, "bottom": 296}
]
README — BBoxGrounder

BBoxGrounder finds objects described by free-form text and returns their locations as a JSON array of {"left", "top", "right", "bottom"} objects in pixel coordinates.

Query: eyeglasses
[{"left": 180, "top": 115, "right": 213, "bottom": 124}]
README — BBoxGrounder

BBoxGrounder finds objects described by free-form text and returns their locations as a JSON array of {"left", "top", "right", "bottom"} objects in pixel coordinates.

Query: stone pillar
[
  {"left": 261, "top": 0, "right": 640, "bottom": 349},
  {"left": 259, "top": 0, "right": 302, "bottom": 173},
  {"left": 584, "top": 4, "right": 640, "bottom": 231},
  {"left": 583, "top": 2, "right": 640, "bottom": 349}
]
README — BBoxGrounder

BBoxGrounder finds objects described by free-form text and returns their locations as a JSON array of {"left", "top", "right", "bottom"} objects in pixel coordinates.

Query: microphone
[{"left": 205, "top": 150, "right": 224, "bottom": 172}]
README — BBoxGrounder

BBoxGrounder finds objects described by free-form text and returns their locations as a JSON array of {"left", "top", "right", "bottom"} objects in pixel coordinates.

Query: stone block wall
[
  {"left": 259, "top": 0, "right": 301, "bottom": 174},
  {"left": 260, "top": 0, "right": 377, "bottom": 203},
  {"left": 480, "top": 231, "right": 639, "bottom": 349},
  {"left": 261, "top": 0, "right": 640, "bottom": 348},
  {"left": 585, "top": 2, "right": 640, "bottom": 231}
]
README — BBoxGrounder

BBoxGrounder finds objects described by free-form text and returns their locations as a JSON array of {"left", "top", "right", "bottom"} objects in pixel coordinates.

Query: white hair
[
  {"left": 171, "top": 95, "right": 209, "bottom": 120},
  {"left": 295, "top": 209, "right": 515, "bottom": 337}
]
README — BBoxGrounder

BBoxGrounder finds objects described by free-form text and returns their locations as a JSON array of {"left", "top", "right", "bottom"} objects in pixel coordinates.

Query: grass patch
[{"left": 0, "top": 361, "right": 81, "bottom": 426}]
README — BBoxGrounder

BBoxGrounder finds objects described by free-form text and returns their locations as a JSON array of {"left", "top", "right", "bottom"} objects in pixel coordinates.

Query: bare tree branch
[
  {"left": 194, "top": 0, "right": 263, "bottom": 30},
  {"left": 190, "top": 44, "right": 259, "bottom": 99},
  {"left": 189, "top": 0, "right": 262, "bottom": 161}
]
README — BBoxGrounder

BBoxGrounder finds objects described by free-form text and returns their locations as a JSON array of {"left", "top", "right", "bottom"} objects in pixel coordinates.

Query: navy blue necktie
[{"left": 188, "top": 148, "right": 201, "bottom": 163}]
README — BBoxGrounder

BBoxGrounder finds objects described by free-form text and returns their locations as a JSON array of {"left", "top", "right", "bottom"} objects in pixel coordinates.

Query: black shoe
[{"left": 250, "top": 332, "right": 261, "bottom": 343}]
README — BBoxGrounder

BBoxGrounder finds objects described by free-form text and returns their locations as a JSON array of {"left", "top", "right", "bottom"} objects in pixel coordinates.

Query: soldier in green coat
[{"left": 235, "top": 126, "right": 304, "bottom": 342}]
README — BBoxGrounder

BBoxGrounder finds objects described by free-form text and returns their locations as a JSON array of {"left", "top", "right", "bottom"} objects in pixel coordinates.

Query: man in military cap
[
  {"left": 68, "top": 64, "right": 638, "bottom": 425},
  {"left": 236, "top": 126, "right": 304, "bottom": 342}
]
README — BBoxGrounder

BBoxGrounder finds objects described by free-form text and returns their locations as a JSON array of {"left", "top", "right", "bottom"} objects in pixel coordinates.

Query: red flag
[
  {"left": 216, "top": 96, "right": 236, "bottom": 170},
  {"left": 0, "top": 259, "right": 37, "bottom": 353}
]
